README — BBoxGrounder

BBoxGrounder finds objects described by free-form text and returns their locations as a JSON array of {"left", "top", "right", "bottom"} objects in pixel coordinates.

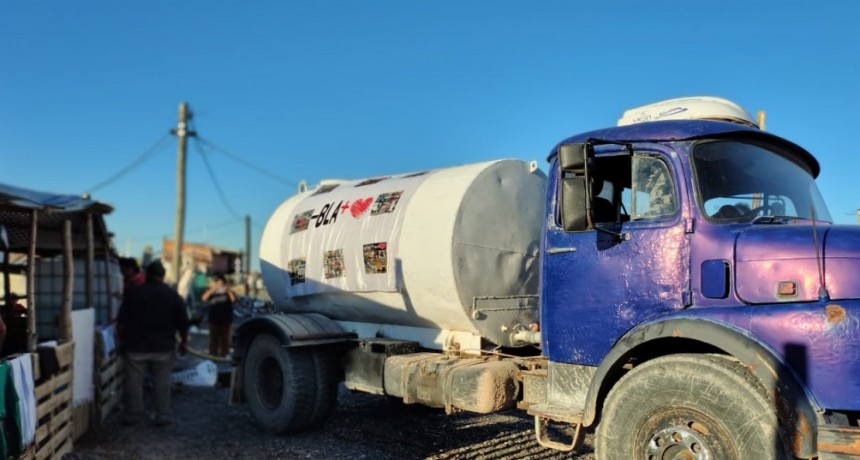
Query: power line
[
  {"left": 185, "top": 217, "right": 245, "bottom": 237},
  {"left": 123, "top": 217, "right": 244, "bottom": 241},
  {"left": 193, "top": 138, "right": 241, "bottom": 218},
  {"left": 196, "top": 136, "right": 297, "bottom": 187},
  {"left": 197, "top": 217, "right": 245, "bottom": 231},
  {"left": 87, "top": 133, "right": 172, "bottom": 193},
  {"left": 207, "top": 221, "right": 247, "bottom": 242}
]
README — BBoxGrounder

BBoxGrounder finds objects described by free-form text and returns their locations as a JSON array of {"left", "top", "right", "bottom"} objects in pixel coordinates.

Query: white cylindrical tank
[{"left": 259, "top": 159, "right": 546, "bottom": 347}]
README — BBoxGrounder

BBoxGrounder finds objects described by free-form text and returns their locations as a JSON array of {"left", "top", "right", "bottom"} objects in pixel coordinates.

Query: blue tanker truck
[{"left": 232, "top": 97, "right": 860, "bottom": 459}]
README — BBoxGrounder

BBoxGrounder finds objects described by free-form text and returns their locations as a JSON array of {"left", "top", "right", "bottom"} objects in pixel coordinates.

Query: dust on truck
[{"left": 232, "top": 97, "right": 860, "bottom": 459}]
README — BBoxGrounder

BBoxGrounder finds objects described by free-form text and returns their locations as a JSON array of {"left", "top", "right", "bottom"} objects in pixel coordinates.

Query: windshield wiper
[
  {"left": 750, "top": 215, "right": 821, "bottom": 225},
  {"left": 750, "top": 216, "right": 787, "bottom": 225}
]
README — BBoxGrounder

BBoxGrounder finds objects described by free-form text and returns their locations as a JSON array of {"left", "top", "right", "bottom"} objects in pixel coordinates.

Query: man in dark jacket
[{"left": 116, "top": 261, "right": 190, "bottom": 426}]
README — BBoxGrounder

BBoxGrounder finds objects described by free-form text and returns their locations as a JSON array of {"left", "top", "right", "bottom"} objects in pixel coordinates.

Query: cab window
[{"left": 558, "top": 149, "right": 678, "bottom": 228}]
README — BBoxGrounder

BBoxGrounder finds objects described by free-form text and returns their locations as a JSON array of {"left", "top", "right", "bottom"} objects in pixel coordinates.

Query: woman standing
[{"left": 201, "top": 275, "right": 236, "bottom": 357}]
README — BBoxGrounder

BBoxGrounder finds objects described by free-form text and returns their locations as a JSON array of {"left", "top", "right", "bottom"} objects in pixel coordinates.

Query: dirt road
[{"left": 69, "top": 382, "right": 596, "bottom": 460}]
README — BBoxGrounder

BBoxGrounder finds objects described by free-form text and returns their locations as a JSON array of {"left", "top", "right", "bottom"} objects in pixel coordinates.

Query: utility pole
[
  {"left": 245, "top": 214, "right": 251, "bottom": 275},
  {"left": 171, "top": 102, "right": 194, "bottom": 284},
  {"left": 245, "top": 214, "right": 251, "bottom": 293}
]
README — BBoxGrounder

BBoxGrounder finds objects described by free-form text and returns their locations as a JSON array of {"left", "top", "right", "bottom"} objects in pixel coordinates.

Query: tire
[
  {"left": 306, "top": 348, "right": 340, "bottom": 428},
  {"left": 595, "top": 354, "right": 788, "bottom": 460},
  {"left": 243, "top": 334, "right": 315, "bottom": 433}
]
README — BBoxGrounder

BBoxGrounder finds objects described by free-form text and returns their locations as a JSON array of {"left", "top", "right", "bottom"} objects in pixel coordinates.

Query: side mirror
[
  {"left": 558, "top": 143, "right": 592, "bottom": 231},
  {"left": 558, "top": 143, "right": 590, "bottom": 171},
  {"left": 561, "top": 177, "right": 588, "bottom": 231}
]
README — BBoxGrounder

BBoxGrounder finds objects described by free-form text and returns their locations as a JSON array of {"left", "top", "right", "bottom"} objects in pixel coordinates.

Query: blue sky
[{"left": 2, "top": 1, "right": 858, "bottom": 270}]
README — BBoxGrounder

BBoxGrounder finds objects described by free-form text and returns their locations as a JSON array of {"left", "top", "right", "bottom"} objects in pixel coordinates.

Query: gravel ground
[
  {"left": 68, "top": 383, "right": 596, "bottom": 460},
  {"left": 67, "top": 329, "right": 596, "bottom": 460}
]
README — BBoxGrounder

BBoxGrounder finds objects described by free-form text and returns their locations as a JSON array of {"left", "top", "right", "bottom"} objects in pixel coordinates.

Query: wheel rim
[
  {"left": 256, "top": 355, "right": 284, "bottom": 410},
  {"left": 638, "top": 409, "right": 734, "bottom": 460},
  {"left": 646, "top": 426, "right": 711, "bottom": 460}
]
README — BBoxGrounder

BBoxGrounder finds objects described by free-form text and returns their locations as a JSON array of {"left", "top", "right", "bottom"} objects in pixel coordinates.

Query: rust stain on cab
[
  {"left": 818, "top": 425, "right": 860, "bottom": 456},
  {"left": 818, "top": 438, "right": 860, "bottom": 456},
  {"left": 793, "top": 413, "right": 811, "bottom": 455},
  {"left": 825, "top": 304, "right": 846, "bottom": 324}
]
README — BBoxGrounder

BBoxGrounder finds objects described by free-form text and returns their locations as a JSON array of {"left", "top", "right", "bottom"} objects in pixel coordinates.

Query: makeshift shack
[{"left": 0, "top": 182, "right": 122, "bottom": 459}]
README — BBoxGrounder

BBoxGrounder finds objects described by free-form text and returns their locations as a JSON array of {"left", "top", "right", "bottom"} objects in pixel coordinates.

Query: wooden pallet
[
  {"left": 21, "top": 341, "right": 75, "bottom": 460},
  {"left": 97, "top": 350, "right": 124, "bottom": 424},
  {"left": 94, "top": 330, "right": 124, "bottom": 424}
]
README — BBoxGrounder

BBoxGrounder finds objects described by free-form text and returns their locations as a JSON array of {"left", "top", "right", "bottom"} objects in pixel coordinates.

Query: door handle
[{"left": 547, "top": 247, "right": 576, "bottom": 255}]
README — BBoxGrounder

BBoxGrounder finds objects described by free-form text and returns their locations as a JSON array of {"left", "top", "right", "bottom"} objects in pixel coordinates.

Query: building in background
[{"left": 161, "top": 239, "right": 240, "bottom": 280}]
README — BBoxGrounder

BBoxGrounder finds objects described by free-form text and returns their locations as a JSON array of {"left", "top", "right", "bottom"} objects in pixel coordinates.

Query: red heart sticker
[{"left": 350, "top": 197, "right": 373, "bottom": 218}]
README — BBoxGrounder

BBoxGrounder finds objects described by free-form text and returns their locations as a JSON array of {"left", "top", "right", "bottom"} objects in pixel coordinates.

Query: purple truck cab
[{"left": 540, "top": 110, "right": 860, "bottom": 457}]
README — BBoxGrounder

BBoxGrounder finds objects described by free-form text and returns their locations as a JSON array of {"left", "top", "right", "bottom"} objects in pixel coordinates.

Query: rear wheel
[
  {"left": 306, "top": 348, "right": 340, "bottom": 428},
  {"left": 595, "top": 354, "right": 788, "bottom": 460},
  {"left": 243, "top": 334, "right": 315, "bottom": 433}
]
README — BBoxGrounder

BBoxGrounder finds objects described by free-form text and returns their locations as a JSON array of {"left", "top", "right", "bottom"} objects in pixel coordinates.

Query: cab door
[{"left": 541, "top": 147, "right": 691, "bottom": 365}]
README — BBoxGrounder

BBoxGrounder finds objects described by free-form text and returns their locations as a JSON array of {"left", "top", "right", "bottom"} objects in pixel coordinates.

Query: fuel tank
[{"left": 259, "top": 159, "right": 547, "bottom": 346}]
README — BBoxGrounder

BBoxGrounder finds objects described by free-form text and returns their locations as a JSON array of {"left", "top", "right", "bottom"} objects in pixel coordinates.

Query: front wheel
[{"left": 595, "top": 354, "right": 788, "bottom": 460}]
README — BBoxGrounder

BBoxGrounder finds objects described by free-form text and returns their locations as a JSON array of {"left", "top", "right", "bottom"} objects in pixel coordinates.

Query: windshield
[{"left": 692, "top": 140, "right": 831, "bottom": 223}]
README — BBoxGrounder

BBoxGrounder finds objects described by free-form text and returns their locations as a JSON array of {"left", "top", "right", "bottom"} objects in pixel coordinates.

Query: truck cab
[{"left": 541, "top": 97, "right": 860, "bottom": 458}]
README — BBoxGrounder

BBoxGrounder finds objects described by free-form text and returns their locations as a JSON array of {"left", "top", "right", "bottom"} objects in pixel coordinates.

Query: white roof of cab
[{"left": 617, "top": 96, "right": 757, "bottom": 128}]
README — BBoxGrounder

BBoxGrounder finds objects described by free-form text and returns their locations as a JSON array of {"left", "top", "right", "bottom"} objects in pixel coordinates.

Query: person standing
[
  {"left": 201, "top": 275, "right": 235, "bottom": 358},
  {"left": 115, "top": 257, "right": 145, "bottom": 301},
  {"left": 116, "top": 261, "right": 190, "bottom": 427}
]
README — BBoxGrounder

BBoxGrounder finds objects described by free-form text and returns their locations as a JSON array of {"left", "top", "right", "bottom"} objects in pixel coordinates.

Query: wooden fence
[
  {"left": 12, "top": 332, "right": 126, "bottom": 458},
  {"left": 20, "top": 341, "right": 75, "bottom": 460},
  {"left": 94, "top": 330, "right": 124, "bottom": 424}
]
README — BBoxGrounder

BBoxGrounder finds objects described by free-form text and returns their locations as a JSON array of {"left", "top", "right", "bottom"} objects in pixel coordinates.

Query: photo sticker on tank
[
  {"left": 355, "top": 177, "right": 388, "bottom": 187},
  {"left": 363, "top": 242, "right": 388, "bottom": 274},
  {"left": 323, "top": 249, "right": 345, "bottom": 279},
  {"left": 287, "top": 258, "right": 306, "bottom": 285},
  {"left": 290, "top": 210, "right": 313, "bottom": 234},
  {"left": 312, "top": 183, "right": 339, "bottom": 196},
  {"left": 371, "top": 191, "right": 403, "bottom": 215}
]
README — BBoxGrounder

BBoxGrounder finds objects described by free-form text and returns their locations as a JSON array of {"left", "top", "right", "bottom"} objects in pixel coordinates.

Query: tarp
[
  {"left": 0, "top": 182, "right": 113, "bottom": 254},
  {"left": 0, "top": 183, "right": 111, "bottom": 213}
]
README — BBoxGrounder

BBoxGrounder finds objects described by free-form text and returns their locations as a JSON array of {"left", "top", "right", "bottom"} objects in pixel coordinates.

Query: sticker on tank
[{"left": 282, "top": 171, "right": 433, "bottom": 297}]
